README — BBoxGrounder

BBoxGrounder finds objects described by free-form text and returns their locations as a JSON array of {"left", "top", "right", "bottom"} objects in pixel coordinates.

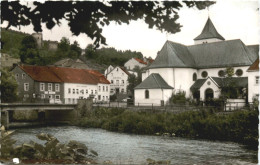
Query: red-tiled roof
[
  {"left": 19, "top": 65, "right": 110, "bottom": 84},
  {"left": 134, "top": 58, "right": 147, "bottom": 65},
  {"left": 248, "top": 58, "right": 259, "bottom": 71}
]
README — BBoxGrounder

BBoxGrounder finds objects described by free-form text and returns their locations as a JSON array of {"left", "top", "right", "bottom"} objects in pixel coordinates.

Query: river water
[{"left": 11, "top": 126, "right": 257, "bottom": 164}]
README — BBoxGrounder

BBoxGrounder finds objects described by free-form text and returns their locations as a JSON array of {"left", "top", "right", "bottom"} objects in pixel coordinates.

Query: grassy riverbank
[{"left": 74, "top": 108, "right": 258, "bottom": 150}]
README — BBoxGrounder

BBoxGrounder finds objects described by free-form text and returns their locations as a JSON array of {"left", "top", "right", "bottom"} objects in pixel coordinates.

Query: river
[{"left": 11, "top": 126, "right": 257, "bottom": 164}]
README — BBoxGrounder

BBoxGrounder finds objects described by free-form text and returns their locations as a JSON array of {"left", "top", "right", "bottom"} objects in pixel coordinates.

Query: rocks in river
[
  {"left": 103, "top": 160, "right": 113, "bottom": 164},
  {"left": 146, "top": 158, "right": 171, "bottom": 165},
  {"left": 155, "top": 132, "right": 160, "bottom": 136},
  {"left": 1, "top": 131, "right": 98, "bottom": 164}
]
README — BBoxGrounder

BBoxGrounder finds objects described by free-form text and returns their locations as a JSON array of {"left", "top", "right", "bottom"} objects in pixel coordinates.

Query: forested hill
[{"left": 1, "top": 28, "right": 144, "bottom": 67}]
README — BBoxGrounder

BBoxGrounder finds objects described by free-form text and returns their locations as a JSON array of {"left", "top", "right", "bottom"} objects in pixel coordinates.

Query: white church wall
[
  {"left": 173, "top": 68, "right": 197, "bottom": 98},
  {"left": 248, "top": 71, "right": 259, "bottom": 103},
  {"left": 149, "top": 68, "right": 174, "bottom": 87},
  {"left": 134, "top": 89, "right": 173, "bottom": 106},
  {"left": 197, "top": 66, "right": 249, "bottom": 79},
  {"left": 199, "top": 79, "right": 221, "bottom": 101}
]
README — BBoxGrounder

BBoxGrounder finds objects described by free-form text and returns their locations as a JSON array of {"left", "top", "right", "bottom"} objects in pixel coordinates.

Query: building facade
[
  {"left": 247, "top": 58, "right": 259, "bottom": 103},
  {"left": 12, "top": 65, "right": 110, "bottom": 104},
  {"left": 135, "top": 18, "right": 258, "bottom": 106},
  {"left": 105, "top": 66, "right": 129, "bottom": 95}
]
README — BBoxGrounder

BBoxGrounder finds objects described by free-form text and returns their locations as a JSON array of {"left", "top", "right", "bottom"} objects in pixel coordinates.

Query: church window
[
  {"left": 235, "top": 69, "right": 243, "bottom": 77},
  {"left": 201, "top": 71, "right": 208, "bottom": 78},
  {"left": 193, "top": 73, "right": 197, "bottom": 81},
  {"left": 145, "top": 90, "right": 149, "bottom": 99},
  {"left": 218, "top": 70, "right": 225, "bottom": 77}
]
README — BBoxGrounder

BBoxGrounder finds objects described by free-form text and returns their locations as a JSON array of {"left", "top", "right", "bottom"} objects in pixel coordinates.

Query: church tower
[{"left": 194, "top": 17, "right": 225, "bottom": 45}]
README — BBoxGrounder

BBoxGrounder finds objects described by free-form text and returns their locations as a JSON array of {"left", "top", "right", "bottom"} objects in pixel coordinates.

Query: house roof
[
  {"left": 149, "top": 39, "right": 257, "bottom": 69},
  {"left": 247, "top": 58, "right": 259, "bottom": 71},
  {"left": 194, "top": 17, "right": 225, "bottom": 41},
  {"left": 134, "top": 58, "right": 147, "bottom": 65},
  {"left": 18, "top": 65, "right": 110, "bottom": 84},
  {"left": 190, "top": 77, "right": 248, "bottom": 91},
  {"left": 135, "top": 73, "right": 173, "bottom": 89},
  {"left": 120, "top": 67, "right": 130, "bottom": 75}
]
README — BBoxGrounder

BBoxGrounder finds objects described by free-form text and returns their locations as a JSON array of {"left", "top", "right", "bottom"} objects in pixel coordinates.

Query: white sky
[{"left": 3, "top": 0, "right": 259, "bottom": 59}]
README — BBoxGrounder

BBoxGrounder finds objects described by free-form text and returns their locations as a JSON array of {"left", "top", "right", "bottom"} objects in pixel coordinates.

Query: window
[
  {"left": 86, "top": 89, "right": 88, "bottom": 94},
  {"left": 95, "top": 90, "right": 97, "bottom": 94},
  {"left": 68, "top": 88, "right": 71, "bottom": 94},
  {"left": 55, "top": 84, "right": 60, "bottom": 92},
  {"left": 22, "top": 73, "right": 25, "bottom": 79},
  {"left": 111, "top": 80, "right": 114, "bottom": 84},
  {"left": 103, "top": 96, "right": 105, "bottom": 100},
  {"left": 73, "top": 89, "right": 75, "bottom": 94},
  {"left": 201, "top": 71, "right": 208, "bottom": 78},
  {"left": 145, "top": 90, "right": 149, "bottom": 99},
  {"left": 48, "top": 83, "right": 52, "bottom": 91},
  {"left": 48, "top": 95, "right": 53, "bottom": 99},
  {"left": 192, "top": 73, "right": 197, "bottom": 81},
  {"left": 99, "top": 86, "right": 101, "bottom": 92},
  {"left": 40, "top": 83, "right": 45, "bottom": 91},
  {"left": 76, "top": 89, "right": 79, "bottom": 94},
  {"left": 15, "top": 74, "right": 19, "bottom": 79},
  {"left": 41, "top": 94, "right": 45, "bottom": 99},
  {"left": 91, "top": 90, "right": 93, "bottom": 94},
  {"left": 55, "top": 95, "right": 60, "bottom": 100},
  {"left": 121, "top": 88, "right": 124, "bottom": 93},
  {"left": 218, "top": 70, "right": 225, "bottom": 77},
  {"left": 98, "top": 95, "right": 101, "bottom": 100},
  {"left": 68, "top": 98, "right": 71, "bottom": 103},
  {"left": 103, "top": 86, "right": 105, "bottom": 91},
  {"left": 122, "top": 80, "right": 124, "bottom": 84},
  {"left": 106, "top": 86, "right": 108, "bottom": 92},
  {"left": 235, "top": 69, "right": 243, "bottom": 77},
  {"left": 81, "top": 89, "right": 84, "bottom": 94},
  {"left": 256, "top": 76, "right": 259, "bottom": 85},
  {"left": 116, "top": 80, "right": 119, "bottom": 84},
  {"left": 24, "top": 83, "right": 29, "bottom": 91}
]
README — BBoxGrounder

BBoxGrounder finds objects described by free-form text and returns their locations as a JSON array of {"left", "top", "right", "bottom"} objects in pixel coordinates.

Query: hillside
[{"left": 1, "top": 28, "right": 29, "bottom": 58}]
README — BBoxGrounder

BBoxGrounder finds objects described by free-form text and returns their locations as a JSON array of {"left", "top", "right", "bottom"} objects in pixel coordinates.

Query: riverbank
[{"left": 74, "top": 108, "right": 258, "bottom": 150}]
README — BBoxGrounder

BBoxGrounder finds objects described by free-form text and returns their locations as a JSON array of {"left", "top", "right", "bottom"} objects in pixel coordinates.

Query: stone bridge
[{"left": 1, "top": 100, "right": 92, "bottom": 129}]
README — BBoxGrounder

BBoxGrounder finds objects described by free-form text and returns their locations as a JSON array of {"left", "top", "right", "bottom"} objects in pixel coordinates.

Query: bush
[{"left": 169, "top": 91, "right": 186, "bottom": 104}]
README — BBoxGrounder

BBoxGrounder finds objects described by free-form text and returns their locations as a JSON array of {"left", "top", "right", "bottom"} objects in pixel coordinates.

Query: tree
[
  {"left": 69, "top": 41, "right": 82, "bottom": 59},
  {"left": 2, "top": 1, "right": 215, "bottom": 48},
  {"left": 58, "top": 37, "right": 70, "bottom": 52},
  {"left": 0, "top": 69, "right": 18, "bottom": 103},
  {"left": 127, "top": 66, "right": 143, "bottom": 96},
  {"left": 19, "top": 35, "right": 40, "bottom": 65},
  {"left": 85, "top": 44, "right": 96, "bottom": 59}
]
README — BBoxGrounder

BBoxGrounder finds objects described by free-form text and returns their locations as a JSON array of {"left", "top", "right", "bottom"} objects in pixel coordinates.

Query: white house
[
  {"left": 106, "top": 66, "right": 130, "bottom": 95},
  {"left": 124, "top": 58, "right": 147, "bottom": 70},
  {"left": 247, "top": 58, "right": 259, "bottom": 103},
  {"left": 104, "top": 65, "right": 114, "bottom": 75},
  {"left": 135, "top": 17, "right": 258, "bottom": 106}
]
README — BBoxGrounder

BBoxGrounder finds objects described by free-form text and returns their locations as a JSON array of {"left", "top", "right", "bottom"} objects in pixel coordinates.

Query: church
[{"left": 134, "top": 18, "right": 259, "bottom": 106}]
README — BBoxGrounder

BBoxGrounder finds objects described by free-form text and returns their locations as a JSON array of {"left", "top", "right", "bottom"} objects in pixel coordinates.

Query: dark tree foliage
[
  {"left": 19, "top": 35, "right": 41, "bottom": 64},
  {"left": 127, "top": 66, "right": 143, "bottom": 96},
  {"left": 1, "top": 1, "right": 215, "bottom": 48},
  {"left": 0, "top": 69, "right": 18, "bottom": 103},
  {"left": 69, "top": 41, "right": 82, "bottom": 59}
]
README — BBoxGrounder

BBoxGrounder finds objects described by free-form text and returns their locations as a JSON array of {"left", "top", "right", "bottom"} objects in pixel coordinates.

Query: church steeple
[{"left": 194, "top": 17, "right": 225, "bottom": 44}]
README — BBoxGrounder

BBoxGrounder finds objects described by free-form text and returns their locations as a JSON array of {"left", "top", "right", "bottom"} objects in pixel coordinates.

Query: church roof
[
  {"left": 188, "top": 39, "right": 256, "bottom": 68},
  {"left": 194, "top": 18, "right": 225, "bottom": 41},
  {"left": 148, "top": 41, "right": 196, "bottom": 68},
  {"left": 135, "top": 73, "right": 173, "bottom": 89},
  {"left": 190, "top": 77, "right": 248, "bottom": 91},
  {"left": 149, "top": 39, "right": 257, "bottom": 69}
]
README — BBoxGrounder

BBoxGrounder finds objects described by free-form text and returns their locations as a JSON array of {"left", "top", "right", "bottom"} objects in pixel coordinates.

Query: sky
[{"left": 3, "top": 0, "right": 259, "bottom": 59}]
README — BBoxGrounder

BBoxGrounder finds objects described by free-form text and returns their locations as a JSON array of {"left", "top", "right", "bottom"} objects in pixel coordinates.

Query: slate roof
[
  {"left": 247, "top": 58, "right": 259, "bottom": 71},
  {"left": 19, "top": 65, "right": 110, "bottom": 84},
  {"left": 190, "top": 77, "right": 248, "bottom": 91},
  {"left": 135, "top": 73, "right": 173, "bottom": 89},
  {"left": 149, "top": 41, "right": 196, "bottom": 68},
  {"left": 149, "top": 39, "right": 257, "bottom": 69},
  {"left": 194, "top": 18, "right": 225, "bottom": 40}
]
